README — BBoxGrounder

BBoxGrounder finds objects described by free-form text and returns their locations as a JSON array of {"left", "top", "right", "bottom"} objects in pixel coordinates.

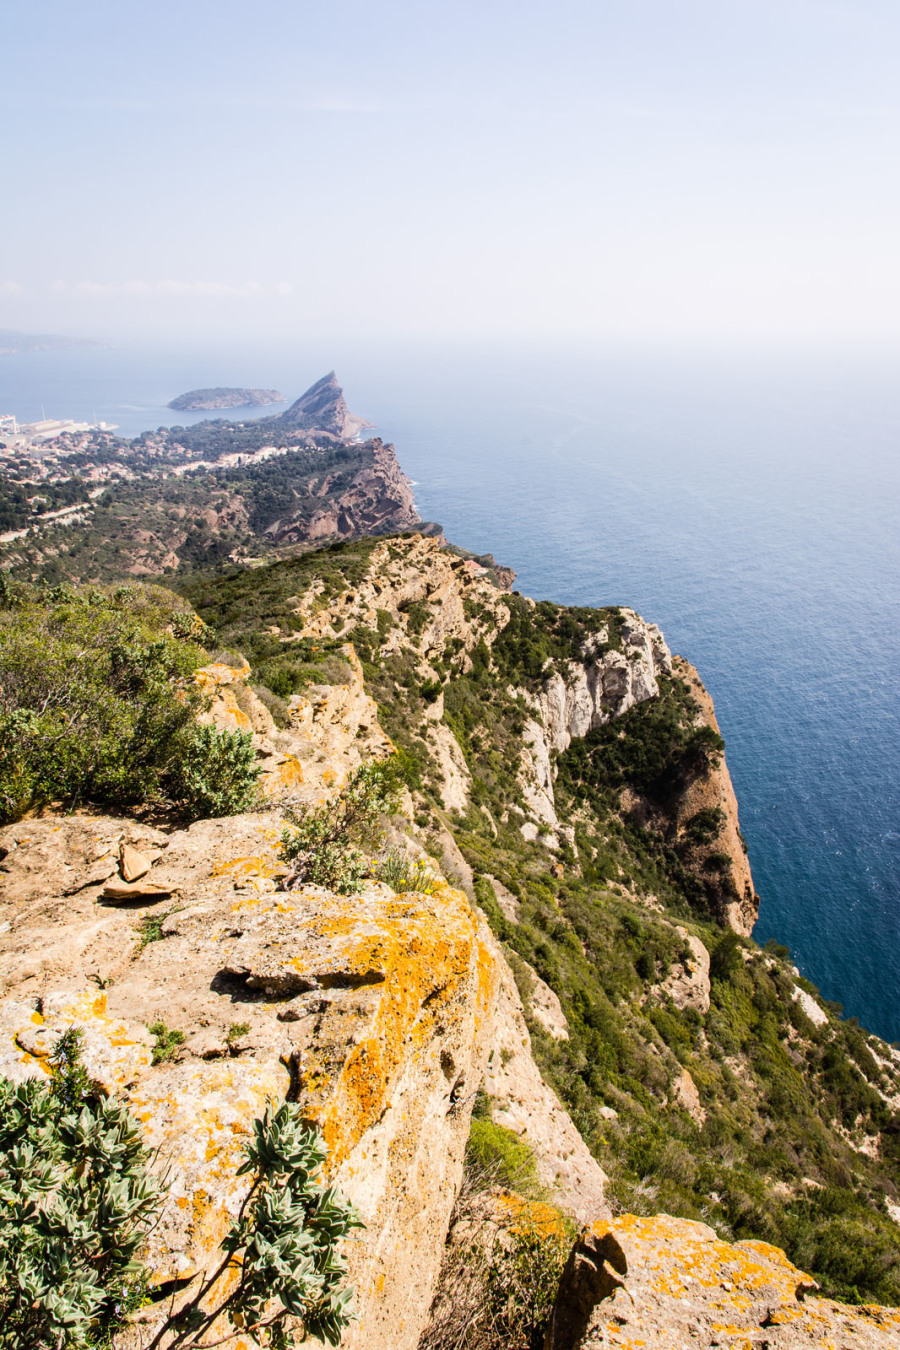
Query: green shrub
[
  {"left": 164, "top": 723, "right": 260, "bottom": 818},
  {"left": 280, "top": 760, "right": 402, "bottom": 893},
  {"left": 0, "top": 1029, "right": 162, "bottom": 1349},
  {"left": 0, "top": 582, "right": 258, "bottom": 823},
  {"left": 466, "top": 1119, "right": 540, "bottom": 1195},
  {"left": 148, "top": 1020, "right": 186, "bottom": 1065}
]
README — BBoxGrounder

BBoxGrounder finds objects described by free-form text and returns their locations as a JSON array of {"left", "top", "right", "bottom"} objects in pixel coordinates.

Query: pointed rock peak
[
  {"left": 280, "top": 371, "right": 372, "bottom": 439},
  {"left": 302, "top": 370, "right": 339, "bottom": 398}
]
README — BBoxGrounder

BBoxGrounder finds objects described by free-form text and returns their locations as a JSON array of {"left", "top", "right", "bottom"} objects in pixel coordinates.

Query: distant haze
[{"left": 3, "top": 0, "right": 900, "bottom": 350}]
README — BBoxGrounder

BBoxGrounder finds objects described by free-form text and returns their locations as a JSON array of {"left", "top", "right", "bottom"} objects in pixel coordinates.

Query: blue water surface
[{"left": 2, "top": 340, "right": 898, "bottom": 1039}]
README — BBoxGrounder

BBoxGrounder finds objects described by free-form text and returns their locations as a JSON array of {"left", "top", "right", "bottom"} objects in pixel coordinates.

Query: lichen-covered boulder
[{"left": 544, "top": 1214, "right": 900, "bottom": 1349}]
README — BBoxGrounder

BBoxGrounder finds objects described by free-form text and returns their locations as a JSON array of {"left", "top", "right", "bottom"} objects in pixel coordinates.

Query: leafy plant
[
  {"left": 280, "top": 760, "right": 402, "bottom": 893},
  {"left": 164, "top": 723, "right": 260, "bottom": 818},
  {"left": 153, "top": 1103, "right": 362, "bottom": 1349},
  {"left": 0, "top": 1029, "right": 162, "bottom": 1349},
  {"left": 371, "top": 849, "right": 440, "bottom": 895},
  {"left": 148, "top": 1021, "right": 186, "bottom": 1065},
  {"left": 135, "top": 907, "right": 180, "bottom": 954}
]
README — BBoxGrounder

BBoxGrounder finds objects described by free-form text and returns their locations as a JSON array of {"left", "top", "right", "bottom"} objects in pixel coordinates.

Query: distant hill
[
  {"left": 168, "top": 387, "right": 284, "bottom": 412},
  {"left": 0, "top": 328, "right": 108, "bottom": 355}
]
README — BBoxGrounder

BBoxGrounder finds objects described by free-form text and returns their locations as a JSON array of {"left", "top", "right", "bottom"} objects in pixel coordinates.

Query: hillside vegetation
[
  {"left": 181, "top": 534, "right": 900, "bottom": 1307},
  {"left": 0, "top": 576, "right": 258, "bottom": 823}
]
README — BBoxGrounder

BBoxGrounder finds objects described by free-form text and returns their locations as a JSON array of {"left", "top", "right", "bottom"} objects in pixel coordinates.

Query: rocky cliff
[
  {"left": 3, "top": 530, "right": 900, "bottom": 1347},
  {"left": 280, "top": 371, "right": 373, "bottom": 440}
]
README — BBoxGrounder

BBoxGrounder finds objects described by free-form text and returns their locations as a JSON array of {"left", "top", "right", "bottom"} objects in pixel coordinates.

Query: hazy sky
[{"left": 3, "top": 0, "right": 900, "bottom": 347}]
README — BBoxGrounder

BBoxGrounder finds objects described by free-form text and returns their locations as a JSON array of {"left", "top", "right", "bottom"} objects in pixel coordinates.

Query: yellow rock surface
[{"left": 546, "top": 1213, "right": 900, "bottom": 1349}]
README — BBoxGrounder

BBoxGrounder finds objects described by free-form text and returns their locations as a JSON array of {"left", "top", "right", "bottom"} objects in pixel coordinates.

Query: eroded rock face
[
  {"left": 197, "top": 644, "right": 392, "bottom": 805},
  {"left": 536, "top": 614, "right": 672, "bottom": 755},
  {"left": 0, "top": 811, "right": 499, "bottom": 1350},
  {"left": 652, "top": 928, "right": 711, "bottom": 1015},
  {"left": 670, "top": 659, "right": 758, "bottom": 934},
  {"left": 545, "top": 1214, "right": 900, "bottom": 1349},
  {"left": 517, "top": 612, "right": 673, "bottom": 841},
  {"left": 482, "top": 948, "right": 608, "bottom": 1224}
]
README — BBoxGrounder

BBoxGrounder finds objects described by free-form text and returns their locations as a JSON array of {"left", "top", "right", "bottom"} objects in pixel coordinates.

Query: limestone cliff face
[
  {"left": 666, "top": 657, "right": 758, "bottom": 933},
  {"left": 285, "top": 533, "right": 513, "bottom": 811},
  {"left": 517, "top": 611, "right": 672, "bottom": 843},
  {"left": 196, "top": 645, "right": 393, "bottom": 803},
  {"left": 257, "top": 533, "right": 756, "bottom": 932},
  {"left": 535, "top": 613, "right": 672, "bottom": 754}
]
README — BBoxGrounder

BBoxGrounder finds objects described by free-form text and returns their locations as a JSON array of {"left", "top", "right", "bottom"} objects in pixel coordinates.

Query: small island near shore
[{"left": 167, "top": 386, "right": 284, "bottom": 411}]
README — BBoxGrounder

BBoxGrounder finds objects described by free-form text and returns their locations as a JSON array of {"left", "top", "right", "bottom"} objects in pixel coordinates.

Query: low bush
[
  {"left": 165, "top": 722, "right": 259, "bottom": 818},
  {"left": 0, "top": 1032, "right": 362, "bottom": 1349},
  {"left": 0, "top": 582, "right": 259, "bottom": 823},
  {"left": 280, "top": 760, "right": 402, "bottom": 893}
]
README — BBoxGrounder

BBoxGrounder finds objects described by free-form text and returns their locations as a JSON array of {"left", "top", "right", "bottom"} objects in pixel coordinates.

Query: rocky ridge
[
  {"left": 280, "top": 370, "right": 373, "bottom": 440},
  {"left": 0, "top": 373, "right": 424, "bottom": 582}
]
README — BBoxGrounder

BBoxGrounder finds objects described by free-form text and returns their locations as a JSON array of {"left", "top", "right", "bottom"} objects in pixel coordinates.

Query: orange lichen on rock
[
  {"left": 546, "top": 1213, "right": 900, "bottom": 1349},
  {"left": 277, "top": 883, "right": 497, "bottom": 1169}
]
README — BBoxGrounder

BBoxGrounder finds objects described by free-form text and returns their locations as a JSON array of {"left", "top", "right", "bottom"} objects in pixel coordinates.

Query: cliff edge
[{"left": 3, "top": 531, "right": 900, "bottom": 1347}]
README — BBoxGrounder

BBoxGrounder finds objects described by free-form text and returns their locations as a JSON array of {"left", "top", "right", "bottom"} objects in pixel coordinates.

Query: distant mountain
[
  {"left": 0, "top": 328, "right": 108, "bottom": 355},
  {"left": 279, "top": 371, "right": 373, "bottom": 439},
  {"left": 168, "top": 387, "right": 284, "bottom": 411}
]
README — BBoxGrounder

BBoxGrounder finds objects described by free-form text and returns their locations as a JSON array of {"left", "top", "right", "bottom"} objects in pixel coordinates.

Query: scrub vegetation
[{"left": 0, "top": 577, "right": 258, "bottom": 824}]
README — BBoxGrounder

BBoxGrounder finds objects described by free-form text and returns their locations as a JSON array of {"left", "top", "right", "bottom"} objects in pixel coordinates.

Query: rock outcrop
[
  {"left": 279, "top": 371, "right": 373, "bottom": 440},
  {"left": 544, "top": 1214, "right": 900, "bottom": 1349},
  {"left": 652, "top": 927, "right": 711, "bottom": 1014},
  {"left": 536, "top": 613, "right": 672, "bottom": 755},
  {"left": 197, "top": 645, "right": 392, "bottom": 803},
  {"left": 669, "top": 658, "right": 758, "bottom": 934},
  {"left": 0, "top": 811, "right": 500, "bottom": 1350}
]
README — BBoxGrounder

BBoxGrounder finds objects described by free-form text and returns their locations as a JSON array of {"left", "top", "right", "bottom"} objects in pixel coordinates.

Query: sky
[{"left": 3, "top": 0, "right": 900, "bottom": 348}]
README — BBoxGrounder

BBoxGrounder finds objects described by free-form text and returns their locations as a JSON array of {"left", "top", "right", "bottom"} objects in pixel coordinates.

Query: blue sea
[{"left": 2, "top": 340, "right": 899, "bottom": 1041}]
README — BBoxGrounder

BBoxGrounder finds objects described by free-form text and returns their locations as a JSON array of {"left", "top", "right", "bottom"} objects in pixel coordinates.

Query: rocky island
[
  {"left": 167, "top": 386, "right": 285, "bottom": 411},
  {"left": 2, "top": 385, "right": 900, "bottom": 1349}
]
